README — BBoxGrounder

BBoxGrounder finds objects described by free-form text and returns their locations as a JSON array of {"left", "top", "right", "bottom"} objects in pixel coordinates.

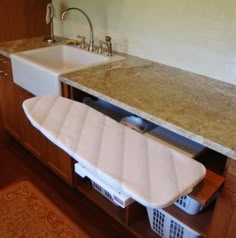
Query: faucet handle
[
  {"left": 77, "top": 35, "right": 86, "bottom": 49},
  {"left": 105, "top": 36, "right": 112, "bottom": 42},
  {"left": 97, "top": 36, "right": 112, "bottom": 56},
  {"left": 105, "top": 36, "right": 112, "bottom": 56},
  {"left": 97, "top": 40, "right": 104, "bottom": 54}
]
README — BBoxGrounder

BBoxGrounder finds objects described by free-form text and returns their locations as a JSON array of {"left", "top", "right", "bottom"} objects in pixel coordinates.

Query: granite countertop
[
  {"left": 60, "top": 56, "right": 236, "bottom": 160},
  {"left": 0, "top": 37, "right": 235, "bottom": 160},
  {"left": 0, "top": 36, "right": 62, "bottom": 57}
]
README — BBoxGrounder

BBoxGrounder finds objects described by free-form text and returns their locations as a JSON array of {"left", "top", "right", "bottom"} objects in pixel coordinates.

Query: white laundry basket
[
  {"left": 147, "top": 207, "right": 201, "bottom": 238},
  {"left": 174, "top": 195, "right": 205, "bottom": 215},
  {"left": 74, "top": 162, "right": 134, "bottom": 208},
  {"left": 90, "top": 180, "right": 134, "bottom": 207},
  {"left": 91, "top": 180, "right": 114, "bottom": 203}
]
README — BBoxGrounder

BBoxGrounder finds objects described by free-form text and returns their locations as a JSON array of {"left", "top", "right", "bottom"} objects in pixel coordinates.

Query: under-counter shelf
[
  {"left": 60, "top": 84, "right": 229, "bottom": 237},
  {"left": 164, "top": 203, "right": 214, "bottom": 237},
  {"left": 189, "top": 169, "right": 224, "bottom": 206},
  {"left": 74, "top": 171, "right": 216, "bottom": 238},
  {"left": 72, "top": 133, "right": 225, "bottom": 237},
  {"left": 73, "top": 146, "right": 225, "bottom": 237},
  {"left": 75, "top": 177, "right": 127, "bottom": 224},
  {"left": 75, "top": 175, "right": 159, "bottom": 238}
]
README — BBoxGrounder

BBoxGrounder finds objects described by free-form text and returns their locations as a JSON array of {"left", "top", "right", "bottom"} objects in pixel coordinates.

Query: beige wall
[{"left": 53, "top": 0, "right": 236, "bottom": 85}]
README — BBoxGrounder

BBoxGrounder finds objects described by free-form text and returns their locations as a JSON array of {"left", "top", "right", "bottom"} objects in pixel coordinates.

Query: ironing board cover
[{"left": 23, "top": 95, "right": 206, "bottom": 208}]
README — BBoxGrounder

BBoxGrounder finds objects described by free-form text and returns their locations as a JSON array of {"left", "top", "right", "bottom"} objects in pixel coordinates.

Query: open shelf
[
  {"left": 164, "top": 202, "right": 215, "bottom": 237},
  {"left": 189, "top": 169, "right": 224, "bottom": 205},
  {"left": 130, "top": 215, "right": 161, "bottom": 238},
  {"left": 72, "top": 147, "right": 224, "bottom": 238},
  {"left": 75, "top": 177, "right": 160, "bottom": 237},
  {"left": 75, "top": 174, "right": 215, "bottom": 238},
  {"left": 75, "top": 178, "right": 127, "bottom": 224}
]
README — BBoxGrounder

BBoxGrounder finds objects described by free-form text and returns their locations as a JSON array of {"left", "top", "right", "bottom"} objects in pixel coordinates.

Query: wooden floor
[{"left": 0, "top": 125, "right": 136, "bottom": 238}]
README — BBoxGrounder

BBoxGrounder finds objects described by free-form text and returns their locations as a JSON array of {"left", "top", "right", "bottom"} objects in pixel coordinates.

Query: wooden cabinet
[
  {"left": 15, "top": 85, "right": 47, "bottom": 162},
  {"left": 15, "top": 84, "right": 74, "bottom": 185},
  {"left": 0, "top": 55, "right": 20, "bottom": 140},
  {"left": 0, "top": 109, "right": 3, "bottom": 128},
  {"left": 207, "top": 159, "right": 236, "bottom": 238},
  {"left": 0, "top": 56, "right": 45, "bottom": 160},
  {"left": 0, "top": 54, "right": 74, "bottom": 186},
  {"left": 224, "top": 159, "right": 236, "bottom": 194},
  {"left": 208, "top": 188, "right": 236, "bottom": 238},
  {"left": 0, "top": 0, "right": 50, "bottom": 42},
  {"left": 46, "top": 140, "right": 74, "bottom": 186}
]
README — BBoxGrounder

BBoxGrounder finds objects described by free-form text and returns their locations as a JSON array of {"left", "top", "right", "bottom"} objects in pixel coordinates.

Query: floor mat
[{"left": 0, "top": 179, "right": 90, "bottom": 238}]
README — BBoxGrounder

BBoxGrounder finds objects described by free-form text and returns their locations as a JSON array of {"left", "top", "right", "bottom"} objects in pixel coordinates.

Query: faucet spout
[{"left": 61, "top": 7, "right": 94, "bottom": 52}]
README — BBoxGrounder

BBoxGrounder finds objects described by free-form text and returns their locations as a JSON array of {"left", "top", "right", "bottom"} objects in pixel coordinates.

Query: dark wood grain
[
  {"left": 0, "top": 55, "right": 20, "bottom": 140},
  {"left": 208, "top": 188, "right": 236, "bottom": 238},
  {"left": 0, "top": 0, "right": 50, "bottom": 42}
]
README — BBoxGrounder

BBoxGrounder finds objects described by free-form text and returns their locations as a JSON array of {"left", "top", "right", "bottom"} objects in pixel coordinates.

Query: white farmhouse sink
[{"left": 11, "top": 45, "right": 123, "bottom": 96}]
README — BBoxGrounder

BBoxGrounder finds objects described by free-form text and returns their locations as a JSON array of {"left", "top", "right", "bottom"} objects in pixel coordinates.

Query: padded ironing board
[{"left": 23, "top": 95, "right": 206, "bottom": 208}]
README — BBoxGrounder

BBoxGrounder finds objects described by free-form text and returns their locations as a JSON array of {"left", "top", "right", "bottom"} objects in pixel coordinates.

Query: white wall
[{"left": 52, "top": 0, "right": 236, "bottom": 85}]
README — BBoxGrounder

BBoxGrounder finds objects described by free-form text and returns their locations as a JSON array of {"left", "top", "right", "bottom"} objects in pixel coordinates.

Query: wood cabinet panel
[
  {"left": 46, "top": 140, "right": 74, "bottom": 186},
  {"left": 208, "top": 188, "right": 236, "bottom": 238},
  {"left": 15, "top": 85, "right": 47, "bottom": 162},
  {"left": 0, "top": 55, "right": 20, "bottom": 139},
  {"left": 0, "top": 110, "right": 3, "bottom": 128},
  {"left": 227, "top": 207, "right": 236, "bottom": 238},
  {"left": 224, "top": 159, "right": 236, "bottom": 194},
  {"left": 14, "top": 85, "right": 73, "bottom": 185},
  {"left": 0, "top": 0, "right": 50, "bottom": 42}
]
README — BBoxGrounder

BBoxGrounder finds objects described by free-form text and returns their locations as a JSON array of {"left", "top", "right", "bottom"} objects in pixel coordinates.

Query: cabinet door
[
  {"left": 224, "top": 159, "right": 236, "bottom": 194},
  {"left": 208, "top": 188, "right": 236, "bottom": 238},
  {"left": 15, "top": 85, "right": 47, "bottom": 162},
  {"left": 46, "top": 140, "right": 74, "bottom": 186},
  {"left": 16, "top": 85, "right": 74, "bottom": 185},
  {"left": 0, "top": 55, "right": 20, "bottom": 140}
]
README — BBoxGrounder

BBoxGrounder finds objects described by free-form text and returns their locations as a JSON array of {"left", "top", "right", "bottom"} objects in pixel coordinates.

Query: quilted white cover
[{"left": 23, "top": 95, "right": 206, "bottom": 208}]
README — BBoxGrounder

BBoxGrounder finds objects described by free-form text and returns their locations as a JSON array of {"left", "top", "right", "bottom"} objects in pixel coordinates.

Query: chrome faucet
[{"left": 61, "top": 7, "right": 94, "bottom": 52}]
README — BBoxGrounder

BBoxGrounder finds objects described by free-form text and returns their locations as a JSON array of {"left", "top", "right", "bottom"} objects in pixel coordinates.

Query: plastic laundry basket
[
  {"left": 74, "top": 162, "right": 134, "bottom": 208},
  {"left": 91, "top": 180, "right": 122, "bottom": 207},
  {"left": 147, "top": 207, "right": 201, "bottom": 238},
  {"left": 174, "top": 195, "right": 205, "bottom": 215}
]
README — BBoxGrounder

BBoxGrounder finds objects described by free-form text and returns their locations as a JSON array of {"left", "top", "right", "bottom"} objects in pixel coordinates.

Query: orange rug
[{"left": 0, "top": 180, "right": 90, "bottom": 238}]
